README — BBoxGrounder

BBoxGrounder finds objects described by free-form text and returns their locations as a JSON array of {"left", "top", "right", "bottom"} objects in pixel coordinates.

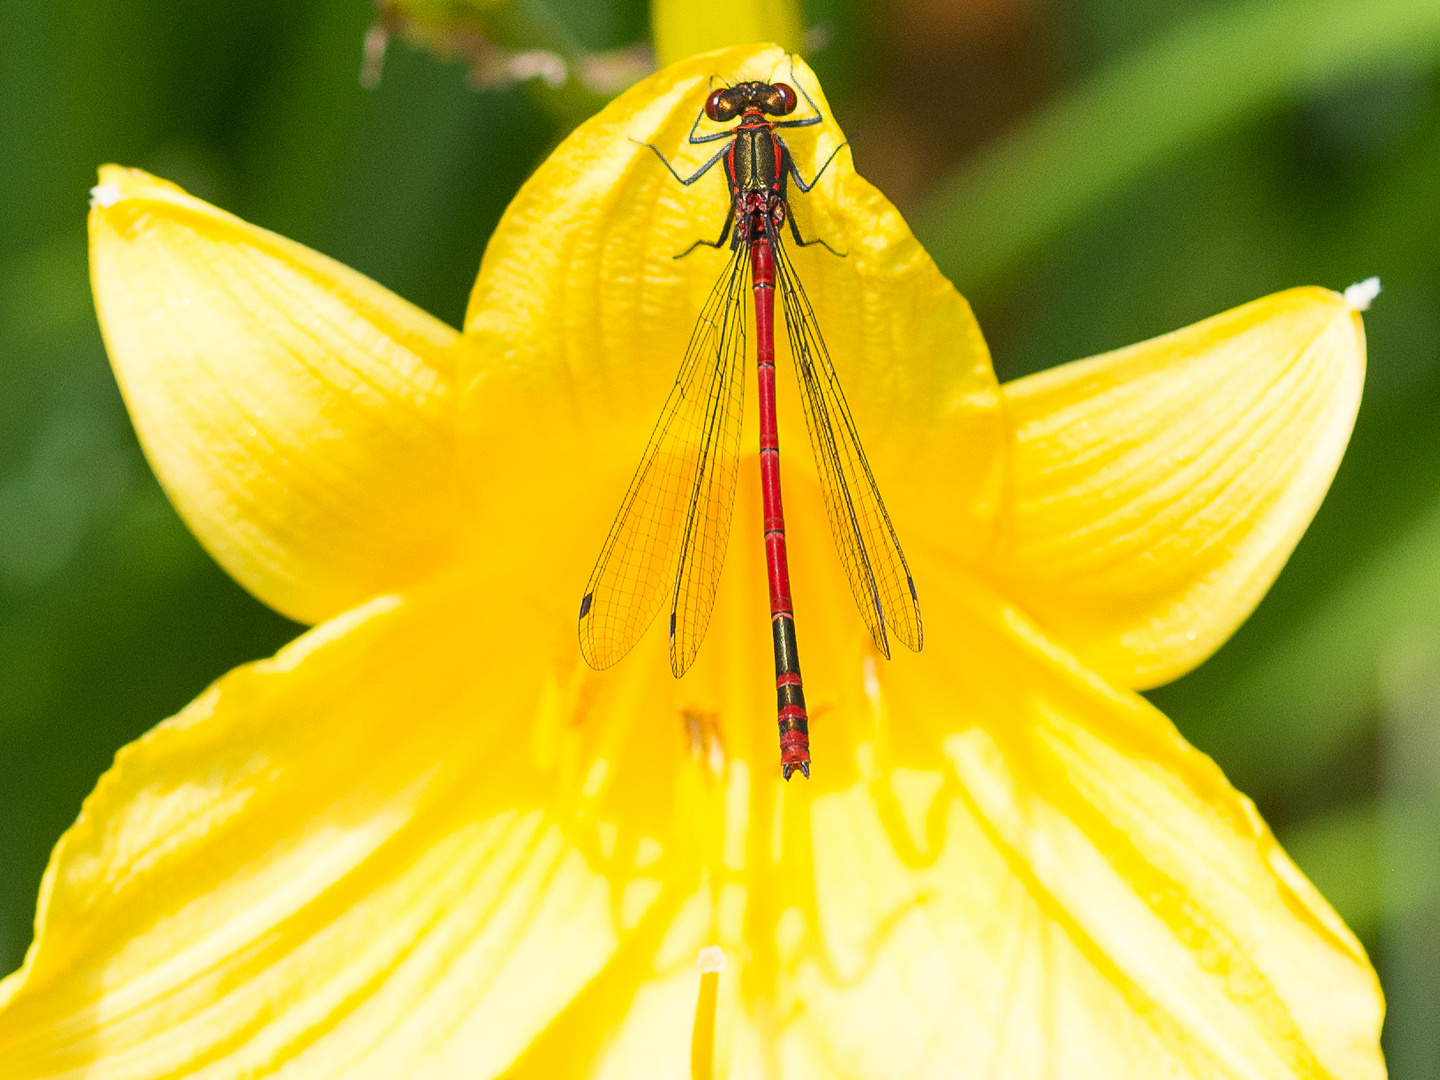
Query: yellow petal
[
  {"left": 90, "top": 166, "right": 462, "bottom": 625},
  {"left": 568, "top": 560, "right": 1382, "bottom": 1079},
  {"left": 0, "top": 468, "right": 1382, "bottom": 1076},
  {"left": 989, "top": 287, "right": 1365, "bottom": 689},
  {"left": 462, "top": 45, "right": 1003, "bottom": 577},
  {"left": 650, "top": 0, "right": 804, "bottom": 66},
  {"left": 0, "top": 579, "right": 634, "bottom": 1077}
]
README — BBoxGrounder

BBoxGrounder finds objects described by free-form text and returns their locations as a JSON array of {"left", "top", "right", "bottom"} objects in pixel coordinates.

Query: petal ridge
[
  {"left": 990, "top": 287, "right": 1365, "bottom": 688},
  {"left": 91, "top": 166, "right": 463, "bottom": 625},
  {"left": 0, "top": 585, "right": 638, "bottom": 1078}
]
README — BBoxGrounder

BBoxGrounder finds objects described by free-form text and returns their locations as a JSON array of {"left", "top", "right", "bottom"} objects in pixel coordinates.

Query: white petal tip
[
  {"left": 1344, "top": 277, "right": 1381, "bottom": 311},
  {"left": 696, "top": 946, "right": 726, "bottom": 973},
  {"left": 89, "top": 184, "right": 121, "bottom": 209}
]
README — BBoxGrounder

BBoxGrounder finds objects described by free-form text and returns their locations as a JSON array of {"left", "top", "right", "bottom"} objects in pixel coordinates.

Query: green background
[{"left": 2, "top": 0, "right": 1437, "bottom": 1071}]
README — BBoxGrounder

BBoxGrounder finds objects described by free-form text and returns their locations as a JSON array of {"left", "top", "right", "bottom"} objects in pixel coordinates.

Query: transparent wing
[
  {"left": 579, "top": 240, "right": 751, "bottom": 676},
  {"left": 773, "top": 239, "right": 923, "bottom": 656}
]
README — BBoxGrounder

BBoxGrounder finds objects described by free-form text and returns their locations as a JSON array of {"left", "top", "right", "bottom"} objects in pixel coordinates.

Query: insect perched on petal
[{"left": 578, "top": 64, "right": 920, "bottom": 780}]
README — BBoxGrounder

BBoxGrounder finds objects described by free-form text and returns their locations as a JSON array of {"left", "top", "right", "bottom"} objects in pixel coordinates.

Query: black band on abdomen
[{"left": 771, "top": 614, "right": 800, "bottom": 676}]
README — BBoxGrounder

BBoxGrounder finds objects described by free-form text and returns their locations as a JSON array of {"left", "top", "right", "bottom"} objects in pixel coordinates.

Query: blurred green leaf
[
  {"left": 1, "top": 236, "right": 93, "bottom": 343},
  {"left": 1279, "top": 797, "right": 1439, "bottom": 940},
  {"left": 1181, "top": 497, "right": 1440, "bottom": 793},
  {"left": 0, "top": 411, "right": 134, "bottom": 588},
  {"left": 1282, "top": 802, "right": 1383, "bottom": 938},
  {"left": 914, "top": 0, "right": 1440, "bottom": 295}
]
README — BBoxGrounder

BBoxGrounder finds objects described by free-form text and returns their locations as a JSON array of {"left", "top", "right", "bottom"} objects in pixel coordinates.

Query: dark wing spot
[
  {"left": 579, "top": 592, "right": 593, "bottom": 619},
  {"left": 907, "top": 576, "right": 918, "bottom": 602},
  {"left": 669, "top": 611, "right": 677, "bottom": 638}
]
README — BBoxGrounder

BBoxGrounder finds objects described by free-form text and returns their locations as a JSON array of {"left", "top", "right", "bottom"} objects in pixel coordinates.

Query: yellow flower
[{"left": 0, "top": 45, "right": 1383, "bottom": 1079}]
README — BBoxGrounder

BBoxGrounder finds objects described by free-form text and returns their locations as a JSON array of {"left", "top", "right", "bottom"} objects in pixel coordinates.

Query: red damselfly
[{"left": 578, "top": 71, "right": 922, "bottom": 779}]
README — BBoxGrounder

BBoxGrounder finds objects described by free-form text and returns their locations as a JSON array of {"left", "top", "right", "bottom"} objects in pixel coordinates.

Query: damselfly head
[{"left": 704, "top": 81, "right": 799, "bottom": 122}]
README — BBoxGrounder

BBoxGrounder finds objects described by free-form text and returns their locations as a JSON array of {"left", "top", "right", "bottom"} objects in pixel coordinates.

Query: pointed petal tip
[
  {"left": 995, "top": 285, "right": 1367, "bottom": 688},
  {"left": 88, "top": 164, "right": 463, "bottom": 625},
  {"left": 90, "top": 165, "right": 192, "bottom": 211},
  {"left": 1343, "top": 276, "right": 1381, "bottom": 312}
]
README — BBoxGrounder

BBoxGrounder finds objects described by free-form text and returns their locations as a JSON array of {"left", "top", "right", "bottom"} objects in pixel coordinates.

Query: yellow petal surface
[
  {"left": 562, "top": 551, "right": 1383, "bottom": 1080},
  {"left": 0, "top": 579, "right": 632, "bottom": 1078},
  {"left": 650, "top": 0, "right": 804, "bottom": 66},
  {"left": 90, "top": 166, "right": 462, "bottom": 625},
  {"left": 989, "top": 287, "right": 1365, "bottom": 689},
  {"left": 461, "top": 45, "right": 1004, "bottom": 575},
  {"left": 0, "top": 464, "right": 1383, "bottom": 1078}
]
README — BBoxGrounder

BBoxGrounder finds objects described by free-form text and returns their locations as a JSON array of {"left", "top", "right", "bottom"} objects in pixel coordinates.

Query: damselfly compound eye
[
  {"left": 770, "top": 83, "right": 797, "bottom": 115},
  {"left": 705, "top": 87, "right": 733, "bottom": 122}
]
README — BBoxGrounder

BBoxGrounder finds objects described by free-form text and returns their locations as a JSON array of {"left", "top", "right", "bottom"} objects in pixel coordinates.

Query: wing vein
[
  {"left": 773, "top": 239, "right": 922, "bottom": 655},
  {"left": 579, "top": 237, "right": 753, "bottom": 675}
]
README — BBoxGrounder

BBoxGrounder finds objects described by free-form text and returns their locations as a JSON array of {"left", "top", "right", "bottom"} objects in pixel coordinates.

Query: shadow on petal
[
  {"left": 91, "top": 166, "right": 463, "bottom": 625},
  {"left": 0, "top": 575, "right": 708, "bottom": 1077},
  {"left": 990, "top": 287, "right": 1365, "bottom": 689}
]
